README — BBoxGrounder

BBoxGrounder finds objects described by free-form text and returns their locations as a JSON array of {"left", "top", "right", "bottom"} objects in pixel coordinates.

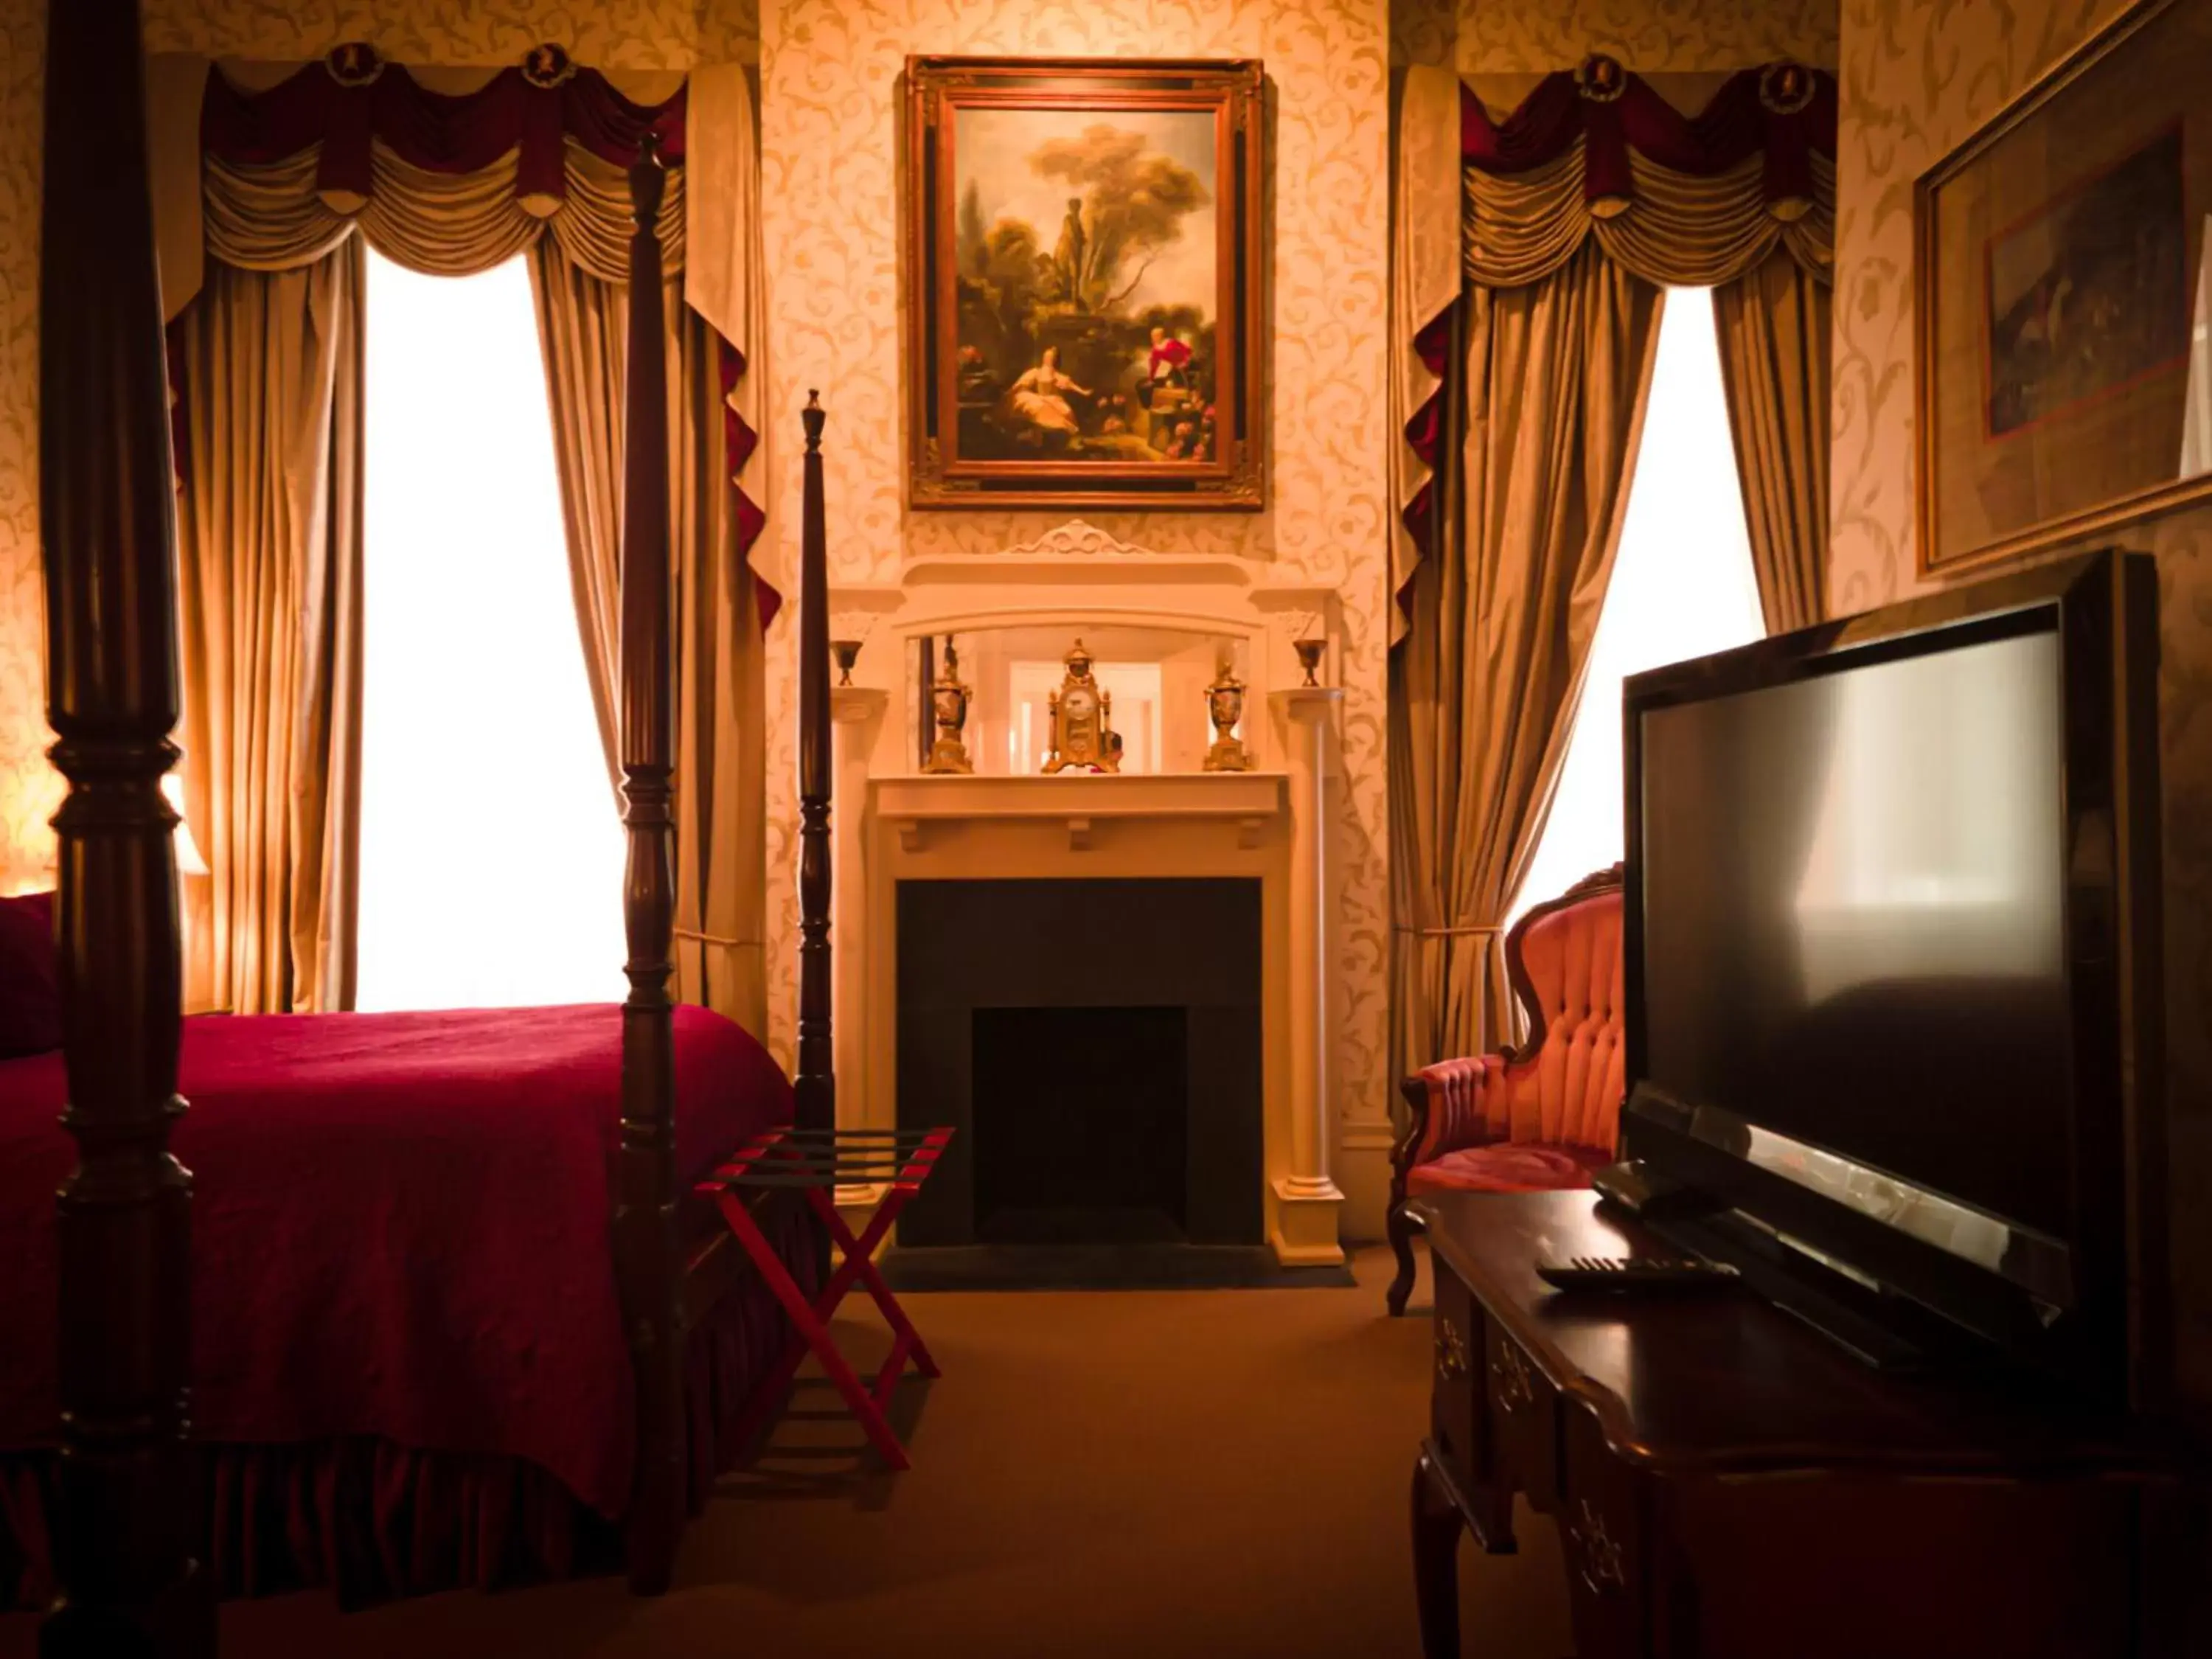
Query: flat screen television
[{"left": 1619, "top": 549, "right": 2166, "bottom": 1410}]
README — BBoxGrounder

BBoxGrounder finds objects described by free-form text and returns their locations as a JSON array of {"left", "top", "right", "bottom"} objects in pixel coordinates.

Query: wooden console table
[{"left": 1410, "top": 1190, "right": 2187, "bottom": 1658}]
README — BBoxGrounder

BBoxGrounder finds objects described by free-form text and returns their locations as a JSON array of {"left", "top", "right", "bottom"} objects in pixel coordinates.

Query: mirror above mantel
[
  {"left": 824, "top": 518, "right": 1339, "bottom": 780},
  {"left": 919, "top": 622, "right": 1243, "bottom": 777}
]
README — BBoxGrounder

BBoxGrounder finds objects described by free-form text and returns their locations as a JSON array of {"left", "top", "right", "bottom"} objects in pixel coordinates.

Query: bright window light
[
  {"left": 1506, "top": 292, "right": 1767, "bottom": 931},
  {"left": 357, "top": 248, "right": 625, "bottom": 1011}
]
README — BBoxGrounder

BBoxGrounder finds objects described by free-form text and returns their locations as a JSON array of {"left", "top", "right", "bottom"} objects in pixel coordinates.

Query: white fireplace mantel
[
  {"left": 821, "top": 520, "right": 1349, "bottom": 1266},
  {"left": 840, "top": 745, "right": 1346, "bottom": 1267},
  {"left": 874, "top": 771, "right": 1286, "bottom": 854}
]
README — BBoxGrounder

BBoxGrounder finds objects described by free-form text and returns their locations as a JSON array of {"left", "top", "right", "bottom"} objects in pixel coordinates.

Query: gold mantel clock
[{"left": 1042, "top": 639, "right": 1121, "bottom": 773}]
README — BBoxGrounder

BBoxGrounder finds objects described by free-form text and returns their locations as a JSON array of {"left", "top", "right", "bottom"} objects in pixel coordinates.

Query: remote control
[{"left": 1534, "top": 1254, "right": 1741, "bottom": 1293}]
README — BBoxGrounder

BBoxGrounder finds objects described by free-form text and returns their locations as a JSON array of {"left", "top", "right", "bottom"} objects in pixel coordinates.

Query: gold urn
[
  {"left": 1203, "top": 659, "right": 1251, "bottom": 772},
  {"left": 922, "top": 636, "right": 973, "bottom": 774}
]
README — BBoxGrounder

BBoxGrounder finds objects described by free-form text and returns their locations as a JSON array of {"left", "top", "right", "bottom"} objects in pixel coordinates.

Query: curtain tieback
[
  {"left": 1391, "top": 922, "right": 1503, "bottom": 939},
  {"left": 672, "top": 926, "right": 761, "bottom": 949}
]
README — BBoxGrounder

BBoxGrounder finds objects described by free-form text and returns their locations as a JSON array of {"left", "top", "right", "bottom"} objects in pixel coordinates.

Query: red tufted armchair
[{"left": 1385, "top": 864, "right": 1625, "bottom": 1315}]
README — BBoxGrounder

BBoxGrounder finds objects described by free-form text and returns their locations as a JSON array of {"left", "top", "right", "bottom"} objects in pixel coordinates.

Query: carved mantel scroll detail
[{"left": 999, "top": 518, "right": 1160, "bottom": 559}]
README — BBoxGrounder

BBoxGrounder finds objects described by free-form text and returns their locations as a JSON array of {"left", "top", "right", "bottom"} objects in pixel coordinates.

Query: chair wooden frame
[
  {"left": 1384, "top": 863, "right": 1624, "bottom": 1315},
  {"left": 33, "top": 5, "right": 832, "bottom": 1649}
]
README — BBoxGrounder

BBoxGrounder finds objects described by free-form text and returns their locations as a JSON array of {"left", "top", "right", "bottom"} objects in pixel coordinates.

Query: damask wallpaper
[
  {"left": 1829, "top": 0, "right": 2212, "bottom": 1420},
  {"left": 1450, "top": 0, "right": 1837, "bottom": 72},
  {"left": 1826, "top": 0, "right": 2124, "bottom": 614},
  {"left": 756, "top": 0, "right": 1397, "bottom": 1171},
  {"left": 137, "top": 0, "right": 760, "bottom": 67},
  {"left": 1392, "top": 0, "right": 1837, "bottom": 71}
]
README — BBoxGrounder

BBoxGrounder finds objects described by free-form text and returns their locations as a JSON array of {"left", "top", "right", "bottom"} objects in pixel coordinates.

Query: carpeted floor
[{"left": 0, "top": 1245, "right": 1573, "bottom": 1659}]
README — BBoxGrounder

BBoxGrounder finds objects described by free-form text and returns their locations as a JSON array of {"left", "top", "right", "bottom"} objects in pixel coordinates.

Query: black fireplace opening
[
  {"left": 972, "top": 1006, "right": 1189, "bottom": 1245},
  {"left": 896, "top": 877, "right": 1264, "bottom": 1250}
]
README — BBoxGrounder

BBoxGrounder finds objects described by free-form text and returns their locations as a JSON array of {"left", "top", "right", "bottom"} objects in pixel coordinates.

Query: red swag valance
[
  {"left": 198, "top": 46, "right": 686, "bottom": 213},
  {"left": 1461, "top": 58, "right": 1837, "bottom": 220}
]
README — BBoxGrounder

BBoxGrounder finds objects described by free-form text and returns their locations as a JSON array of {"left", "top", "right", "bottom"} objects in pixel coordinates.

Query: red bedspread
[{"left": 0, "top": 1004, "right": 789, "bottom": 1519}]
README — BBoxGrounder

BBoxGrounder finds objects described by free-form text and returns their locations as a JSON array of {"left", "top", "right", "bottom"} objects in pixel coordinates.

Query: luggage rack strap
[{"left": 698, "top": 1124, "right": 955, "bottom": 1194}]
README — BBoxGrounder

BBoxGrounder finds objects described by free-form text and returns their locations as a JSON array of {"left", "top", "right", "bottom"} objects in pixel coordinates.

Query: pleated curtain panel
[
  {"left": 1387, "top": 56, "right": 1838, "bottom": 1090},
  {"left": 159, "top": 45, "right": 775, "bottom": 1031}
]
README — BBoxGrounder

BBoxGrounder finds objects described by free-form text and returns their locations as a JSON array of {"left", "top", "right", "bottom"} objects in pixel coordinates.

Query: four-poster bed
[{"left": 15, "top": 1, "right": 838, "bottom": 1648}]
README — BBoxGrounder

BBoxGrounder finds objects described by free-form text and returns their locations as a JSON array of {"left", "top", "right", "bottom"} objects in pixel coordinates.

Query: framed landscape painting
[
  {"left": 1916, "top": 0, "right": 2212, "bottom": 576},
  {"left": 904, "top": 58, "right": 1265, "bottom": 511}
]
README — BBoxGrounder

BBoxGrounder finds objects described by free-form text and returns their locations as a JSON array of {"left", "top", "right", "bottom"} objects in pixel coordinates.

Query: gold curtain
[
  {"left": 173, "top": 241, "right": 365, "bottom": 1014},
  {"left": 530, "top": 249, "right": 768, "bottom": 1031},
  {"left": 1388, "top": 65, "right": 1470, "bottom": 642},
  {"left": 1389, "top": 77, "right": 1838, "bottom": 1087},
  {"left": 174, "top": 102, "right": 777, "bottom": 1030},
  {"left": 529, "top": 246, "right": 629, "bottom": 785},
  {"left": 1712, "top": 252, "right": 1832, "bottom": 635},
  {"left": 1390, "top": 243, "right": 1662, "bottom": 1079}
]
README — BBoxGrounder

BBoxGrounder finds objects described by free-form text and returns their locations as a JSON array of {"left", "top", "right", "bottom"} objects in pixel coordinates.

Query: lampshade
[{"left": 160, "top": 774, "right": 209, "bottom": 877}]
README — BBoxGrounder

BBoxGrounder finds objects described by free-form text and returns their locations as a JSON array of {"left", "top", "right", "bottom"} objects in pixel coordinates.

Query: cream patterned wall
[
  {"left": 1826, "top": 0, "right": 2122, "bottom": 614},
  {"left": 137, "top": 1, "right": 759, "bottom": 66},
  {"left": 1830, "top": 0, "right": 2212, "bottom": 1421},
  {"left": 1452, "top": 0, "right": 1837, "bottom": 72},
  {"left": 757, "top": 0, "right": 1396, "bottom": 1197},
  {"left": 1391, "top": 0, "right": 1455, "bottom": 66},
  {"left": 0, "top": 0, "right": 757, "bottom": 893}
]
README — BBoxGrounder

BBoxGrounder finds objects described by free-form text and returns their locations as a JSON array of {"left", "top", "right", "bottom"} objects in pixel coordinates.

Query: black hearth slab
[
  {"left": 975, "top": 1204, "right": 1188, "bottom": 1246},
  {"left": 878, "top": 1244, "right": 1357, "bottom": 1293}
]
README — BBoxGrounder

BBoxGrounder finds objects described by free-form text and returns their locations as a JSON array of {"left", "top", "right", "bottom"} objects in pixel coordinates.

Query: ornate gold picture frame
[
  {"left": 1915, "top": 0, "right": 2212, "bottom": 577},
  {"left": 903, "top": 57, "right": 1266, "bottom": 512}
]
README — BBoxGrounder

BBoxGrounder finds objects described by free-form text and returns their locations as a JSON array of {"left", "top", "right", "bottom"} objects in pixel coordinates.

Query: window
[
  {"left": 1505, "top": 292, "right": 1767, "bottom": 930},
  {"left": 356, "top": 249, "right": 625, "bottom": 1011}
]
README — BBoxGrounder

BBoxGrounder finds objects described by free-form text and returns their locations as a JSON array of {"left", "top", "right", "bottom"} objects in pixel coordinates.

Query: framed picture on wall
[
  {"left": 903, "top": 57, "right": 1265, "bottom": 512},
  {"left": 1916, "top": 0, "right": 2212, "bottom": 577}
]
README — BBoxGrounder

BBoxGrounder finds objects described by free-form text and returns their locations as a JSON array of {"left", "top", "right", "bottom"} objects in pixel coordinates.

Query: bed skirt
[{"left": 3, "top": 1201, "right": 815, "bottom": 1611}]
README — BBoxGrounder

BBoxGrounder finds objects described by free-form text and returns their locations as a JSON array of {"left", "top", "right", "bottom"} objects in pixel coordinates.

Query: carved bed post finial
[
  {"left": 38, "top": 0, "right": 213, "bottom": 1652},
  {"left": 614, "top": 129, "right": 683, "bottom": 1597}
]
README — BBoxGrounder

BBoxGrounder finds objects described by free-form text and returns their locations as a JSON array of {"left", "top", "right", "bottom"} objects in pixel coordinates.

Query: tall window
[
  {"left": 357, "top": 249, "right": 625, "bottom": 1011},
  {"left": 1506, "top": 292, "right": 1767, "bottom": 927}
]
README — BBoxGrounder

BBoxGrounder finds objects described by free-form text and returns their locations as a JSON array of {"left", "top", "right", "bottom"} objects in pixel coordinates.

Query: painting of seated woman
[{"left": 908, "top": 58, "right": 1263, "bottom": 509}]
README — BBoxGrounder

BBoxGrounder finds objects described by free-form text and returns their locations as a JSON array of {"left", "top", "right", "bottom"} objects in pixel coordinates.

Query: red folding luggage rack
[{"left": 699, "top": 1124, "right": 953, "bottom": 1470}]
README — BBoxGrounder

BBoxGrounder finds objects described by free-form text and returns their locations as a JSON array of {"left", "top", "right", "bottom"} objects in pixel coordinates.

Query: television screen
[{"left": 1637, "top": 626, "right": 2070, "bottom": 1239}]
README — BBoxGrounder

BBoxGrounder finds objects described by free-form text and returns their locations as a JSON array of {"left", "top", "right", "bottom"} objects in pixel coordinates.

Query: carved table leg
[
  {"left": 1467, "top": 1464, "right": 1517, "bottom": 1556},
  {"left": 1413, "top": 1446, "right": 1464, "bottom": 1658},
  {"left": 1385, "top": 1202, "right": 1419, "bottom": 1315}
]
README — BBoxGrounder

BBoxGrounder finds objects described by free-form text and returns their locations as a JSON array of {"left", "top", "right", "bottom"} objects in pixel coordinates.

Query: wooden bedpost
[
  {"left": 614, "top": 132, "right": 684, "bottom": 1599},
  {"left": 38, "top": 1, "right": 213, "bottom": 1655},
  {"left": 796, "top": 394, "right": 833, "bottom": 1287},
  {"left": 796, "top": 393, "right": 833, "bottom": 1142}
]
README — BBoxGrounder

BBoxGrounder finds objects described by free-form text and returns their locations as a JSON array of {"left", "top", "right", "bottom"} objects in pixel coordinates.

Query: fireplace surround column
[
  {"left": 831, "top": 683, "right": 887, "bottom": 1210},
  {"left": 1270, "top": 686, "right": 1346, "bottom": 1265}
]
